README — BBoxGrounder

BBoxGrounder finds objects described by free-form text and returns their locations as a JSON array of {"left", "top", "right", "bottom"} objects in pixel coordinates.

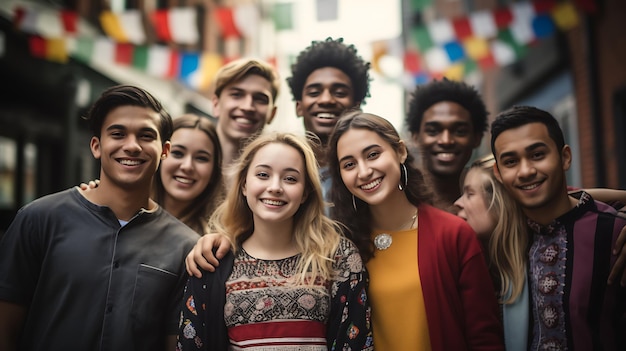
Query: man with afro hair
[
  {"left": 406, "top": 78, "right": 489, "bottom": 210},
  {"left": 287, "top": 38, "right": 371, "bottom": 200},
  {"left": 287, "top": 37, "right": 371, "bottom": 167}
]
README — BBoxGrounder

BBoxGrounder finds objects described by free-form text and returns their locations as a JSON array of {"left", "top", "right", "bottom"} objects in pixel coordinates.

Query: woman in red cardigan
[{"left": 326, "top": 111, "right": 503, "bottom": 351}]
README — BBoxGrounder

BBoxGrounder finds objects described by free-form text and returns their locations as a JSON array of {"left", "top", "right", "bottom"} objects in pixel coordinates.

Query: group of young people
[{"left": 0, "top": 37, "right": 625, "bottom": 351}]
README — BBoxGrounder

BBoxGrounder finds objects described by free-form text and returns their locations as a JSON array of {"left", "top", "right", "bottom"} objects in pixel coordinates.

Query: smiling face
[
  {"left": 212, "top": 74, "right": 277, "bottom": 145},
  {"left": 160, "top": 127, "right": 216, "bottom": 207},
  {"left": 493, "top": 122, "right": 571, "bottom": 218},
  {"left": 454, "top": 168, "right": 497, "bottom": 240},
  {"left": 336, "top": 128, "right": 407, "bottom": 208},
  {"left": 295, "top": 67, "right": 358, "bottom": 142},
  {"left": 412, "top": 101, "right": 481, "bottom": 178},
  {"left": 91, "top": 105, "right": 169, "bottom": 190},
  {"left": 242, "top": 142, "right": 306, "bottom": 228}
]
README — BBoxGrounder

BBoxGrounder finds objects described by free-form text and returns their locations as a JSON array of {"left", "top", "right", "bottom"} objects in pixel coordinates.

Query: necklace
[{"left": 374, "top": 209, "right": 418, "bottom": 250}]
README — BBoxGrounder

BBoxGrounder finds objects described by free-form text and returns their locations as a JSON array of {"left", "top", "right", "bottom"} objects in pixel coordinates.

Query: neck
[
  {"left": 162, "top": 195, "right": 190, "bottom": 219},
  {"left": 217, "top": 128, "right": 243, "bottom": 169},
  {"left": 369, "top": 190, "right": 417, "bottom": 232},
  {"left": 524, "top": 189, "right": 578, "bottom": 226},
  {"left": 81, "top": 180, "right": 154, "bottom": 221},
  {"left": 425, "top": 171, "right": 461, "bottom": 210},
  {"left": 243, "top": 218, "right": 298, "bottom": 259}
]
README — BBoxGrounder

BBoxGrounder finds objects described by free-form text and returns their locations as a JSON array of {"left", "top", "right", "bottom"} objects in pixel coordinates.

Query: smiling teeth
[
  {"left": 174, "top": 177, "right": 193, "bottom": 184},
  {"left": 317, "top": 113, "right": 336, "bottom": 119},
  {"left": 361, "top": 178, "right": 381, "bottom": 190},
  {"left": 235, "top": 117, "right": 253, "bottom": 125},
  {"left": 521, "top": 183, "right": 540, "bottom": 190},
  {"left": 119, "top": 159, "right": 141, "bottom": 166},
  {"left": 263, "top": 199, "right": 285, "bottom": 206}
]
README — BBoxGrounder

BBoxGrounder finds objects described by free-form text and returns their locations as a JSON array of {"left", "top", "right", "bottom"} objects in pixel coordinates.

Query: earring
[
  {"left": 161, "top": 154, "right": 167, "bottom": 160},
  {"left": 352, "top": 194, "right": 357, "bottom": 212},
  {"left": 398, "top": 163, "right": 408, "bottom": 191}
]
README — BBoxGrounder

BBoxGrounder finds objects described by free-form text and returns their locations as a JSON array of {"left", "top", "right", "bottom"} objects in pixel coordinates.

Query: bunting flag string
[
  {"left": 402, "top": 0, "right": 585, "bottom": 84},
  {"left": 7, "top": 3, "right": 266, "bottom": 91}
]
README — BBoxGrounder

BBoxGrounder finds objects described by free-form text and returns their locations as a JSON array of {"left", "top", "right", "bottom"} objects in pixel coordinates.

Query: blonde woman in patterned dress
[{"left": 176, "top": 132, "right": 373, "bottom": 351}]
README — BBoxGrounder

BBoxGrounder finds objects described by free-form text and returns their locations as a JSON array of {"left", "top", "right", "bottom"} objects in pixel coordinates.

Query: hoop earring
[
  {"left": 352, "top": 194, "right": 357, "bottom": 212},
  {"left": 398, "top": 163, "right": 408, "bottom": 191}
]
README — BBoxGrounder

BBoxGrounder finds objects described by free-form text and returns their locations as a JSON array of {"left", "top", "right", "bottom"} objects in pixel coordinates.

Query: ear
[
  {"left": 493, "top": 162, "right": 503, "bottom": 183},
  {"left": 561, "top": 144, "right": 572, "bottom": 171},
  {"left": 398, "top": 140, "right": 409, "bottom": 163},
  {"left": 161, "top": 141, "right": 171, "bottom": 160},
  {"left": 295, "top": 101, "right": 304, "bottom": 117},
  {"left": 242, "top": 181, "right": 247, "bottom": 197},
  {"left": 266, "top": 105, "right": 277, "bottom": 124},
  {"left": 90, "top": 136, "right": 101, "bottom": 159},
  {"left": 211, "top": 95, "right": 221, "bottom": 119}
]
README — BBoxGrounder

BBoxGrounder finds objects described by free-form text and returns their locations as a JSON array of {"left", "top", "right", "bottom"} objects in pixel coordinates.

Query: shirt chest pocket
[{"left": 131, "top": 264, "right": 178, "bottom": 334}]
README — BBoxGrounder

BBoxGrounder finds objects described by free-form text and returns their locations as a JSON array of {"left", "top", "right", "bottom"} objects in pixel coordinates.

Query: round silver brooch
[{"left": 374, "top": 233, "right": 392, "bottom": 250}]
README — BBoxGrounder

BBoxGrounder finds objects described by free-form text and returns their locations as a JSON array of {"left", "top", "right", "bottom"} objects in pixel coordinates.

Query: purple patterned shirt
[{"left": 526, "top": 191, "right": 626, "bottom": 351}]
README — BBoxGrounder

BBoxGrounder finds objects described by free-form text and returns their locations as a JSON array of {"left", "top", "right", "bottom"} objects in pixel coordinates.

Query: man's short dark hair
[
  {"left": 85, "top": 85, "right": 173, "bottom": 143},
  {"left": 406, "top": 78, "right": 488, "bottom": 135},
  {"left": 287, "top": 37, "right": 371, "bottom": 104},
  {"left": 490, "top": 105, "right": 565, "bottom": 156}
]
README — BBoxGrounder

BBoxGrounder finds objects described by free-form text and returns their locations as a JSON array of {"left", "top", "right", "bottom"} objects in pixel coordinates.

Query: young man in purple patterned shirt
[{"left": 491, "top": 105, "right": 626, "bottom": 351}]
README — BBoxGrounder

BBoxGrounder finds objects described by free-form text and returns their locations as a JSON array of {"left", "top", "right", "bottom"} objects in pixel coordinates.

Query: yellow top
[{"left": 367, "top": 228, "right": 431, "bottom": 351}]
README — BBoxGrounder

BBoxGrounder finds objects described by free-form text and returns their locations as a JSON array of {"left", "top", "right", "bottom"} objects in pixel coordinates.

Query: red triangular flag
[
  {"left": 28, "top": 35, "right": 46, "bottom": 58},
  {"left": 452, "top": 17, "right": 473, "bottom": 40},
  {"left": 152, "top": 10, "right": 172, "bottom": 41},
  {"left": 214, "top": 7, "right": 242, "bottom": 38},
  {"left": 60, "top": 10, "right": 78, "bottom": 34}
]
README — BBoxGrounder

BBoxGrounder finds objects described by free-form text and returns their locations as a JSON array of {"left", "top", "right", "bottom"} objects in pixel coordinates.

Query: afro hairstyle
[
  {"left": 406, "top": 78, "right": 489, "bottom": 135},
  {"left": 287, "top": 37, "right": 371, "bottom": 104}
]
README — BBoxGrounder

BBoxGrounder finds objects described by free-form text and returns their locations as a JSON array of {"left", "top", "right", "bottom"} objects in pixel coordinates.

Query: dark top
[{"left": 0, "top": 188, "right": 198, "bottom": 351}]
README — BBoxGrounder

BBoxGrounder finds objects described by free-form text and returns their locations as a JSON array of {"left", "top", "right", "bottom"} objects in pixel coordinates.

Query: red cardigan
[{"left": 417, "top": 204, "right": 504, "bottom": 351}]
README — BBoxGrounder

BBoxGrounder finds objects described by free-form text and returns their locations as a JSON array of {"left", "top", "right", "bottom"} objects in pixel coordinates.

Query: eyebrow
[
  {"left": 105, "top": 124, "right": 158, "bottom": 134},
  {"left": 423, "top": 120, "right": 471, "bottom": 127},
  {"left": 338, "top": 144, "right": 379, "bottom": 164},
  {"left": 304, "top": 82, "right": 352, "bottom": 90},
  {"left": 498, "top": 142, "right": 548, "bottom": 159},
  {"left": 254, "top": 164, "right": 301, "bottom": 174}
]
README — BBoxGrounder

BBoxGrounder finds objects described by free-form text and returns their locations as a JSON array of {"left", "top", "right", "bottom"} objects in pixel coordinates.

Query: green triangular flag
[
  {"left": 132, "top": 45, "right": 148, "bottom": 71},
  {"left": 273, "top": 3, "right": 293, "bottom": 31},
  {"left": 410, "top": 0, "right": 433, "bottom": 12},
  {"left": 74, "top": 37, "right": 94, "bottom": 63},
  {"left": 411, "top": 26, "right": 433, "bottom": 52},
  {"left": 497, "top": 29, "right": 527, "bottom": 59}
]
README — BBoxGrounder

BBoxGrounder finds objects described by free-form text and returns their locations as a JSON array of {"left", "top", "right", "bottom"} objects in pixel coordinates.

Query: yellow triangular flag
[
  {"left": 46, "top": 37, "right": 68, "bottom": 63},
  {"left": 99, "top": 11, "right": 129, "bottom": 43},
  {"left": 552, "top": 2, "right": 579, "bottom": 30},
  {"left": 199, "top": 53, "right": 224, "bottom": 91},
  {"left": 463, "top": 36, "right": 490, "bottom": 60}
]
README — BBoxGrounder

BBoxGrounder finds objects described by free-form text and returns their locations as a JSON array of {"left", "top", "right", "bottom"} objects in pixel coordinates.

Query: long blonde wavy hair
[
  {"left": 470, "top": 155, "right": 528, "bottom": 304},
  {"left": 208, "top": 132, "right": 343, "bottom": 286}
]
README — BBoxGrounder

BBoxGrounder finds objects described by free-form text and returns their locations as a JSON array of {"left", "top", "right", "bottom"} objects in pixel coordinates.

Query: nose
[
  {"left": 239, "top": 95, "right": 255, "bottom": 111},
  {"left": 267, "top": 177, "right": 283, "bottom": 194},
  {"left": 453, "top": 196, "right": 464, "bottom": 209},
  {"left": 437, "top": 130, "right": 454, "bottom": 145},
  {"left": 318, "top": 89, "right": 335, "bottom": 105},
  {"left": 179, "top": 155, "right": 193, "bottom": 171},
  {"left": 123, "top": 135, "right": 142, "bottom": 154},
  {"left": 357, "top": 162, "right": 373, "bottom": 180},
  {"left": 518, "top": 158, "right": 537, "bottom": 179}
]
